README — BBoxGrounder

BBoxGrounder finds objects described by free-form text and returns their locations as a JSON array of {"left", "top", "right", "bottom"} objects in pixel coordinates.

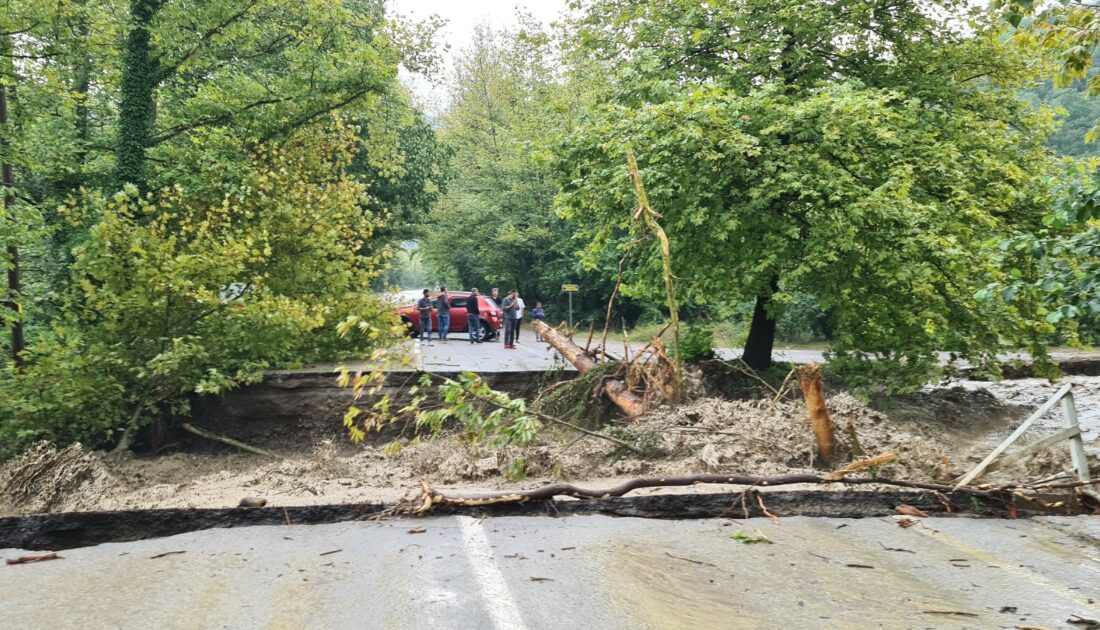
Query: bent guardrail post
[{"left": 955, "top": 383, "right": 1093, "bottom": 488}]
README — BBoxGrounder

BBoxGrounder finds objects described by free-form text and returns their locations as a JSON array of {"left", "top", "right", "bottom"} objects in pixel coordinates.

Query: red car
[{"left": 398, "top": 292, "right": 502, "bottom": 341}]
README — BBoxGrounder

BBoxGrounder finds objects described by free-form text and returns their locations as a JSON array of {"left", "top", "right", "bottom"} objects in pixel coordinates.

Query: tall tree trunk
[
  {"left": 73, "top": 19, "right": 92, "bottom": 173},
  {"left": 741, "top": 278, "right": 779, "bottom": 371},
  {"left": 0, "top": 44, "right": 24, "bottom": 367},
  {"left": 115, "top": 0, "right": 162, "bottom": 189}
]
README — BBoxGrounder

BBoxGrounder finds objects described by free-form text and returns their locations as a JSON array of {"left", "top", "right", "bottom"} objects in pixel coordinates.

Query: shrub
[
  {"left": 677, "top": 323, "right": 715, "bottom": 362},
  {"left": 0, "top": 122, "right": 403, "bottom": 458}
]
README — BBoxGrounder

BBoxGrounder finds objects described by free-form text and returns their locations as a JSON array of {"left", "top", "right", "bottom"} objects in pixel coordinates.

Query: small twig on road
[
  {"left": 757, "top": 493, "right": 779, "bottom": 524},
  {"left": 665, "top": 552, "right": 718, "bottom": 568},
  {"left": 6, "top": 552, "right": 62, "bottom": 565},
  {"left": 149, "top": 550, "right": 186, "bottom": 559}
]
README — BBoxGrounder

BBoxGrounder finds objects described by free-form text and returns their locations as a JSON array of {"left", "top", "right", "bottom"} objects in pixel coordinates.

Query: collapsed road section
[{"left": 2, "top": 476, "right": 1094, "bottom": 551}]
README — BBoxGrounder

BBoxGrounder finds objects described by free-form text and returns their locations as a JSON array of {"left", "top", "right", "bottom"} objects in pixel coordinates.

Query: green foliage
[
  {"left": 1020, "top": 78, "right": 1100, "bottom": 157},
  {"left": 556, "top": 1, "right": 1060, "bottom": 387},
  {"left": 342, "top": 371, "right": 542, "bottom": 451},
  {"left": 1001, "top": 0, "right": 1100, "bottom": 139},
  {"left": 532, "top": 361, "right": 623, "bottom": 426},
  {"left": 416, "top": 373, "right": 542, "bottom": 446},
  {"left": 352, "top": 107, "right": 452, "bottom": 248},
  {"left": 2, "top": 0, "right": 439, "bottom": 333},
  {"left": 677, "top": 323, "right": 715, "bottom": 363},
  {"left": 1, "top": 0, "right": 444, "bottom": 459},
  {"left": 979, "top": 162, "right": 1100, "bottom": 345},
  {"left": 417, "top": 20, "right": 623, "bottom": 320},
  {"left": 775, "top": 293, "right": 833, "bottom": 344},
  {"left": 995, "top": 2, "right": 1100, "bottom": 344},
  {"left": 730, "top": 529, "right": 773, "bottom": 544},
  {"left": 0, "top": 123, "right": 402, "bottom": 457},
  {"left": 113, "top": 0, "right": 425, "bottom": 190}
]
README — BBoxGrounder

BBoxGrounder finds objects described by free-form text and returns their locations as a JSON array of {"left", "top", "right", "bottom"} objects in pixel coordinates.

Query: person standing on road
[
  {"left": 416, "top": 288, "right": 433, "bottom": 345},
  {"left": 436, "top": 286, "right": 451, "bottom": 342},
  {"left": 467, "top": 288, "right": 482, "bottom": 344},
  {"left": 532, "top": 301, "right": 546, "bottom": 341},
  {"left": 514, "top": 293, "right": 526, "bottom": 343},
  {"left": 502, "top": 289, "right": 519, "bottom": 349},
  {"left": 488, "top": 288, "right": 502, "bottom": 342}
]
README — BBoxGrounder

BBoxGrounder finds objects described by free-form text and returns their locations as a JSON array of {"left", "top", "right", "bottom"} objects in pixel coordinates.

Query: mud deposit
[{"left": 1, "top": 378, "right": 1097, "bottom": 517}]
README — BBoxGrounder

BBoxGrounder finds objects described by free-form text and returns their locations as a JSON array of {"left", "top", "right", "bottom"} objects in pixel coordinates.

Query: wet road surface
[
  {"left": 285, "top": 340, "right": 1097, "bottom": 376},
  {"left": 3, "top": 514, "right": 1098, "bottom": 629}
]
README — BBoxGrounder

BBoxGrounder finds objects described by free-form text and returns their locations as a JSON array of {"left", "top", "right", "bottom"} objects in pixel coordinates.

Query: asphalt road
[
  {"left": 289, "top": 337, "right": 1099, "bottom": 376},
  {"left": 287, "top": 338, "right": 831, "bottom": 376},
  {"left": 410, "top": 333, "right": 573, "bottom": 372},
  {"left": 3, "top": 514, "right": 1098, "bottom": 629}
]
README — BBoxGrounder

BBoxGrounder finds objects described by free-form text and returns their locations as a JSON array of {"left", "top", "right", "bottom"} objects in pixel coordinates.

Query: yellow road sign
[{"left": 562, "top": 284, "right": 579, "bottom": 292}]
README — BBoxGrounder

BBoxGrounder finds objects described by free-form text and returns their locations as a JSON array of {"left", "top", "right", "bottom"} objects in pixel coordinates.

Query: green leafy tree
[
  {"left": 0, "top": 122, "right": 403, "bottom": 457},
  {"left": 557, "top": 1, "right": 1058, "bottom": 384},
  {"left": 1021, "top": 77, "right": 1100, "bottom": 157},
  {"left": 418, "top": 20, "right": 629, "bottom": 322},
  {"left": 350, "top": 100, "right": 452, "bottom": 260},
  {"left": 994, "top": 1, "right": 1100, "bottom": 342},
  {"left": 112, "top": 0, "right": 425, "bottom": 190},
  {"left": 1003, "top": 1, "right": 1100, "bottom": 136}
]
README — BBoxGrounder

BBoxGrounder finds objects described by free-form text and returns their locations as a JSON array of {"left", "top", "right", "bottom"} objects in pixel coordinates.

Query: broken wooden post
[
  {"left": 533, "top": 320, "right": 647, "bottom": 417},
  {"left": 799, "top": 364, "right": 835, "bottom": 466}
]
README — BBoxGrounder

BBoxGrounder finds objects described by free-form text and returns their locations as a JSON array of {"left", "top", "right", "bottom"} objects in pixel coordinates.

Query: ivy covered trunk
[{"left": 115, "top": 0, "right": 162, "bottom": 189}]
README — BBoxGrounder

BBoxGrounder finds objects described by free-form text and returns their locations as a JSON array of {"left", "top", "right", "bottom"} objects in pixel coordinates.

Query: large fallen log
[{"left": 533, "top": 320, "right": 647, "bottom": 417}]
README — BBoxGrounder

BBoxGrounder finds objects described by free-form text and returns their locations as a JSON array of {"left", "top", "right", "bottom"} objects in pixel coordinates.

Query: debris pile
[
  {"left": 0, "top": 442, "right": 120, "bottom": 514},
  {"left": 0, "top": 384, "right": 1092, "bottom": 516}
]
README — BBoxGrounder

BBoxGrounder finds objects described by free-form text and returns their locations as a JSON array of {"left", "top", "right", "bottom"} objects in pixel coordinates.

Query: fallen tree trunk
[
  {"left": 533, "top": 320, "right": 647, "bottom": 417},
  {"left": 180, "top": 423, "right": 279, "bottom": 459}
]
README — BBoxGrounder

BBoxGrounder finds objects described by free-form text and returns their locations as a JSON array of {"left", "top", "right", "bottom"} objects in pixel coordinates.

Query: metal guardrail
[{"left": 956, "top": 383, "right": 1091, "bottom": 488}]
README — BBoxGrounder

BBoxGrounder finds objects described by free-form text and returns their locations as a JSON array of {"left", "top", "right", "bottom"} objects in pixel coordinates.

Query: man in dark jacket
[
  {"left": 467, "top": 288, "right": 482, "bottom": 344},
  {"left": 416, "top": 289, "right": 433, "bottom": 344}
]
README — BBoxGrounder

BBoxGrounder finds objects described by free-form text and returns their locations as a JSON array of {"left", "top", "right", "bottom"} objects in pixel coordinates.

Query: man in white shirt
[{"left": 514, "top": 293, "right": 525, "bottom": 342}]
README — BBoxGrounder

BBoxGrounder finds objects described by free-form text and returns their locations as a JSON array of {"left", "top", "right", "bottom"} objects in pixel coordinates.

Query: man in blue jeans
[
  {"left": 416, "top": 288, "right": 433, "bottom": 344},
  {"left": 502, "top": 289, "right": 519, "bottom": 349},
  {"left": 467, "top": 288, "right": 482, "bottom": 343},
  {"left": 436, "top": 286, "right": 451, "bottom": 341}
]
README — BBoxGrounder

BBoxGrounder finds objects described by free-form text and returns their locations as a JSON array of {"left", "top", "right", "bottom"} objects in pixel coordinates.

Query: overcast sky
[{"left": 388, "top": 0, "right": 570, "bottom": 110}]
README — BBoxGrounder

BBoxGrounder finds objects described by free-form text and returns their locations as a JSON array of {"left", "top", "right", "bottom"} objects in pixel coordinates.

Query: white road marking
[{"left": 457, "top": 516, "right": 528, "bottom": 630}]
